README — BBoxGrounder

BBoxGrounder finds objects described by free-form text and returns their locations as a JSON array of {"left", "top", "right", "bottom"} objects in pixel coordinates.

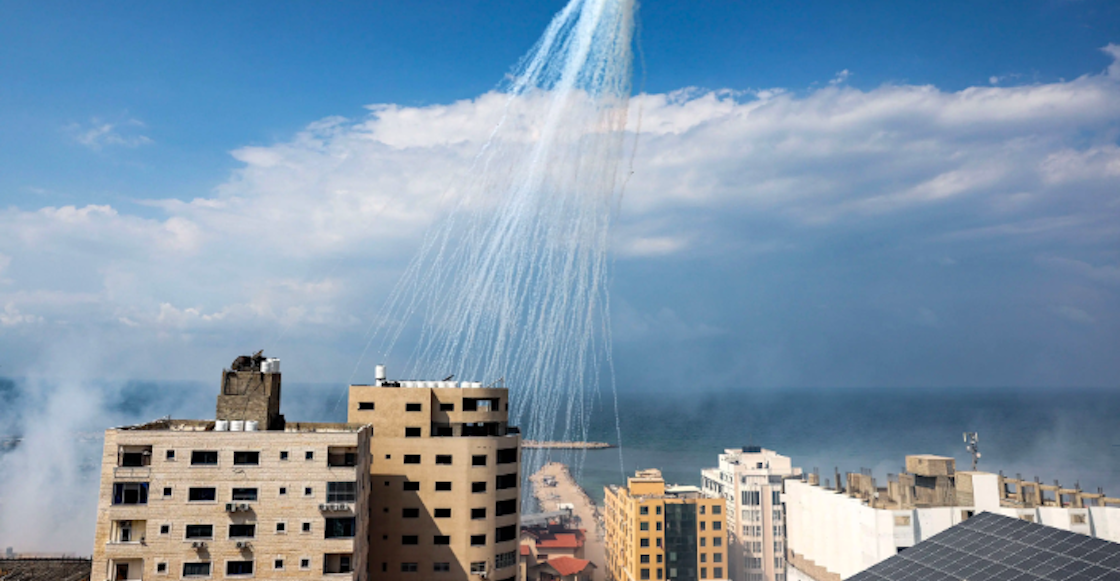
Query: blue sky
[{"left": 1, "top": 0, "right": 1118, "bottom": 388}]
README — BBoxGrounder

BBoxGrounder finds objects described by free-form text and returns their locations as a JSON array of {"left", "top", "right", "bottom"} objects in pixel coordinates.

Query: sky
[{"left": 1, "top": 0, "right": 1119, "bottom": 389}]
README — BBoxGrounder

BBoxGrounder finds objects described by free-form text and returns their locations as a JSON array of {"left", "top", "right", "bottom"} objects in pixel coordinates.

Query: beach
[{"left": 529, "top": 462, "right": 606, "bottom": 581}]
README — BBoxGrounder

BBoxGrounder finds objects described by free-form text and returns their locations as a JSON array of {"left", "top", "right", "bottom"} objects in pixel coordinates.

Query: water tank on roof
[
  {"left": 245, "top": 421, "right": 259, "bottom": 431},
  {"left": 375, "top": 364, "right": 386, "bottom": 381},
  {"left": 230, "top": 420, "right": 245, "bottom": 432},
  {"left": 215, "top": 420, "right": 229, "bottom": 432},
  {"left": 261, "top": 358, "right": 281, "bottom": 374}
]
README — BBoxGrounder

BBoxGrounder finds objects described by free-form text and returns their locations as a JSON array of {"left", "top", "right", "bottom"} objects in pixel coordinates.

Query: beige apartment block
[
  {"left": 91, "top": 354, "right": 372, "bottom": 581},
  {"left": 605, "top": 469, "right": 729, "bottom": 581},
  {"left": 348, "top": 366, "right": 521, "bottom": 581},
  {"left": 701, "top": 447, "right": 802, "bottom": 581}
]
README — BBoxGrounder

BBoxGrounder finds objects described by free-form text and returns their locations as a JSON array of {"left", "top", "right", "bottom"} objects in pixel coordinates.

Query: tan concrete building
[
  {"left": 91, "top": 353, "right": 372, "bottom": 581},
  {"left": 348, "top": 366, "right": 521, "bottom": 581},
  {"left": 701, "top": 448, "right": 801, "bottom": 581},
  {"left": 604, "top": 469, "right": 728, "bottom": 581}
]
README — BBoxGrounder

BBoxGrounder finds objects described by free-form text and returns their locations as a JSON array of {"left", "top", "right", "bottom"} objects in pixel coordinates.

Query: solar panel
[{"left": 846, "top": 511, "right": 1120, "bottom": 581}]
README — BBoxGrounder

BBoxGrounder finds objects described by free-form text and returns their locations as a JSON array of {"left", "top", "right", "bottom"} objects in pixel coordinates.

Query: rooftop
[
  {"left": 115, "top": 418, "right": 367, "bottom": 433},
  {"left": 0, "top": 558, "right": 91, "bottom": 581}
]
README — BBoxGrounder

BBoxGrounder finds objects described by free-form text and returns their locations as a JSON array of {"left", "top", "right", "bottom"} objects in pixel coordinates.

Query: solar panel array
[{"left": 848, "top": 511, "right": 1120, "bottom": 581}]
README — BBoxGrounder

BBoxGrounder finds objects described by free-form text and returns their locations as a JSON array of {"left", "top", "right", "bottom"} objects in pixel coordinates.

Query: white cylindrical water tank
[
  {"left": 215, "top": 420, "right": 229, "bottom": 432},
  {"left": 245, "top": 421, "right": 259, "bottom": 432},
  {"left": 375, "top": 364, "right": 386, "bottom": 381},
  {"left": 261, "top": 358, "right": 281, "bottom": 374},
  {"left": 230, "top": 420, "right": 245, "bottom": 432}
]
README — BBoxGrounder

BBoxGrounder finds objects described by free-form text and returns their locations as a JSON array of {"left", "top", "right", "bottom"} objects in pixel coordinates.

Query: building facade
[
  {"left": 91, "top": 354, "right": 372, "bottom": 580},
  {"left": 784, "top": 454, "right": 1120, "bottom": 581},
  {"left": 701, "top": 448, "right": 802, "bottom": 581},
  {"left": 605, "top": 469, "right": 729, "bottom": 581},
  {"left": 348, "top": 366, "right": 521, "bottom": 581}
]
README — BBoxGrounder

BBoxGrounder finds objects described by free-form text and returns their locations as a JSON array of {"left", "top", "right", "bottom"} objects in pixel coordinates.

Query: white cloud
[
  {"left": 1055, "top": 305, "right": 1096, "bottom": 325},
  {"left": 68, "top": 118, "right": 152, "bottom": 150},
  {"left": 0, "top": 303, "right": 42, "bottom": 327}
]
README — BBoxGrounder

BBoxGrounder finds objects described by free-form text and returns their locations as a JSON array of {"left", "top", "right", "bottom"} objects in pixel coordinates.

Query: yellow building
[
  {"left": 605, "top": 469, "right": 728, "bottom": 581},
  {"left": 348, "top": 365, "right": 521, "bottom": 581}
]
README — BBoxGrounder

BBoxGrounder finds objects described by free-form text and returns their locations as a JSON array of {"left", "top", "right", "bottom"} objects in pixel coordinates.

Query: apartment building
[
  {"left": 348, "top": 365, "right": 521, "bottom": 581},
  {"left": 604, "top": 469, "right": 729, "bottom": 581},
  {"left": 91, "top": 353, "right": 372, "bottom": 581},
  {"left": 784, "top": 454, "right": 1120, "bottom": 581},
  {"left": 701, "top": 447, "right": 802, "bottom": 581}
]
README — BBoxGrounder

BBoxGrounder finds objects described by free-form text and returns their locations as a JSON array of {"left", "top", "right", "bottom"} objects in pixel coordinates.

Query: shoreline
[
  {"left": 529, "top": 462, "right": 605, "bottom": 581},
  {"left": 523, "top": 440, "right": 615, "bottom": 449}
]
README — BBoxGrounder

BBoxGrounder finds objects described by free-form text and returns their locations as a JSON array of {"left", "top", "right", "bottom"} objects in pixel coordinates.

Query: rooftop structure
[
  {"left": 848, "top": 511, "right": 1120, "bottom": 581},
  {"left": 702, "top": 447, "right": 802, "bottom": 581},
  {"left": 785, "top": 454, "right": 1120, "bottom": 581},
  {"left": 0, "top": 558, "right": 92, "bottom": 581},
  {"left": 605, "top": 469, "right": 729, "bottom": 581}
]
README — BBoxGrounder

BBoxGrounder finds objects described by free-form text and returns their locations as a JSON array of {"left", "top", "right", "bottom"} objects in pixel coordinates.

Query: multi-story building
[
  {"left": 784, "top": 454, "right": 1120, "bottom": 581},
  {"left": 348, "top": 365, "right": 521, "bottom": 581},
  {"left": 604, "top": 469, "right": 729, "bottom": 581},
  {"left": 92, "top": 353, "right": 372, "bottom": 581},
  {"left": 701, "top": 447, "right": 802, "bottom": 581}
]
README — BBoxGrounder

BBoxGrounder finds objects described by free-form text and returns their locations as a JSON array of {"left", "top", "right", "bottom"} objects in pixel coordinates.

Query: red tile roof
[
  {"left": 520, "top": 545, "right": 532, "bottom": 556},
  {"left": 546, "top": 556, "right": 594, "bottom": 577}
]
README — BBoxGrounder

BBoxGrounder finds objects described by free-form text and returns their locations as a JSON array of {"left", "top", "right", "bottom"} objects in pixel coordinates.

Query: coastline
[
  {"left": 523, "top": 440, "right": 615, "bottom": 449},
  {"left": 529, "top": 462, "right": 606, "bottom": 581}
]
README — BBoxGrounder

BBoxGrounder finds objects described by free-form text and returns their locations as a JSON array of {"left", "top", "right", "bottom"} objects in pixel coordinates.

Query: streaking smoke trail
[{"left": 355, "top": 0, "right": 636, "bottom": 503}]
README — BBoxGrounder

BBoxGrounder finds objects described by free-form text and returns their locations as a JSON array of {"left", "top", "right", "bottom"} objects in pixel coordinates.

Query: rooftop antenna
[{"left": 964, "top": 432, "right": 980, "bottom": 471}]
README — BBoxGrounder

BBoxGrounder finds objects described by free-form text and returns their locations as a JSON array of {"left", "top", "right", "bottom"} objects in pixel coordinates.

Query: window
[
  {"left": 701, "top": 553, "right": 707, "bottom": 563},
  {"left": 715, "top": 568, "right": 723, "bottom": 578},
  {"left": 405, "top": 427, "right": 422, "bottom": 437},
  {"left": 279, "top": 486, "right": 287, "bottom": 495},
  {"left": 402, "top": 563, "right": 418, "bottom": 573},
  {"left": 700, "top": 521, "right": 707, "bottom": 531},
  {"left": 713, "top": 505, "right": 722, "bottom": 515},
  {"left": 471, "top": 562, "right": 487, "bottom": 574},
  {"left": 112, "top": 482, "right": 149, "bottom": 505},
  {"left": 165, "top": 450, "right": 175, "bottom": 460},
  {"left": 406, "top": 403, "right": 422, "bottom": 411},
  {"left": 640, "top": 506, "right": 649, "bottom": 515},
  {"left": 280, "top": 451, "right": 289, "bottom": 460},
  {"left": 701, "top": 567, "right": 708, "bottom": 579},
  {"left": 656, "top": 522, "right": 662, "bottom": 531},
  {"left": 742, "top": 490, "right": 760, "bottom": 505},
  {"left": 434, "top": 535, "right": 450, "bottom": 545},
  {"left": 182, "top": 563, "right": 210, "bottom": 577},
  {"left": 495, "top": 498, "right": 517, "bottom": 516},
  {"left": 641, "top": 555, "right": 650, "bottom": 564},
  {"left": 274, "top": 559, "right": 284, "bottom": 570},
  {"left": 191, "top": 450, "right": 218, "bottom": 465},
  {"left": 436, "top": 454, "right": 452, "bottom": 465},
  {"left": 435, "top": 508, "right": 452, "bottom": 518},
  {"left": 327, "top": 481, "right": 357, "bottom": 503},
  {"left": 305, "top": 450, "right": 314, "bottom": 460},
  {"left": 156, "top": 562, "right": 167, "bottom": 573},
  {"left": 402, "top": 535, "right": 419, "bottom": 545},
  {"left": 641, "top": 522, "right": 650, "bottom": 531},
  {"left": 472, "top": 455, "right": 487, "bottom": 466},
  {"left": 230, "top": 524, "right": 255, "bottom": 538},
  {"left": 714, "top": 553, "right": 722, "bottom": 563},
  {"left": 358, "top": 402, "right": 374, "bottom": 410},
  {"left": 436, "top": 481, "right": 452, "bottom": 491},
  {"left": 472, "top": 507, "right": 487, "bottom": 519},
  {"left": 497, "top": 448, "right": 517, "bottom": 464},
  {"left": 185, "top": 524, "right": 213, "bottom": 539},
  {"left": 434, "top": 562, "right": 451, "bottom": 572},
  {"left": 304, "top": 486, "right": 313, "bottom": 496},
  {"left": 495, "top": 524, "right": 516, "bottom": 542},
  {"left": 233, "top": 451, "right": 259, "bottom": 465},
  {"left": 160, "top": 524, "right": 170, "bottom": 535},
  {"left": 496, "top": 550, "right": 517, "bottom": 569},
  {"left": 327, "top": 447, "right": 357, "bottom": 467},
  {"left": 658, "top": 568, "right": 664, "bottom": 579},
  {"left": 301, "top": 558, "right": 311, "bottom": 569},
  {"left": 403, "top": 508, "right": 420, "bottom": 518},
  {"left": 302, "top": 521, "right": 312, "bottom": 533},
  {"left": 325, "top": 517, "right": 356, "bottom": 538},
  {"left": 496, "top": 473, "right": 517, "bottom": 489},
  {"left": 403, "top": 481, "right": 420, "bottom": 491},
  {"left": 324, "top": 553, "right": 354, "bottom": 574},
  {"left": 700, "top": 505, "right": 706, "bottom": 515},
  {"left": 472, "top": 481, "right": 487, "bottom": 493},
  {"left": 232, "top": 488, "right": 258, "bottom": 501},
  {"left": 404, "top": 454, "right": 421, "bottom": 464},
  {"left": 163, "top": 486, "right": 172, "bottom": 497},
  {"left": 471, "top": 534, "right": 486, "bottom": 546},
  {"left": 276, "top": 522, "right": 286, "bottom": 533},
  {"left": 226, "top": 561, "right": 253, "bottom": 576},
  {"left": 713, "top": 537, "right": 722, "bottom": 547},
  {"left": 439, "top": 403, "right": 454, "bottom": 411},
  {"left": 188, "top": 487, "right": 215, "bottom": 502},
  {"left": 656, "top": 506, "right": 662, "bottom": 515},
  {"left": 642, "top": 568, "right": 651, "bottom": 580},
  {"left": 640, "top": 538, "right": 650, "bottom": 548},
  {"left": 699, "top": 536, "right": 705, "bottom": 546},
  {"left": 713, "top": 521, "right": 722, "bottom": 531}
]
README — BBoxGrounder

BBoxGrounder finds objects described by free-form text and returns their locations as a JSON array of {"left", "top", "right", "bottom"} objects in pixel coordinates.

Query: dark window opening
[
  {"left": 439, "top": 403, "right": 454, "bottom": 411},
  {"left": 182, "top": 563, "right": 210, "bottom": 577},
  {"left": 404, "top": 454, "right": 421, "bottom": 464},
  {"left": 497, "top": 448, "right": 517, "bottom": 464},
  {"left": 232, "top": 488, "right": 258, "bottom": 501},
  {"left": 185, "top": 524, "right": 213, "bottom": 539},
  {"left": 112, "top": 482, "right": 149, "bottom": 505},
  {"left": 404, "top": 481, "right": 420, "bottom": 491},
  {"left": 471, "top": 534, "right": 486, "bottom": 546},
  {"left": 496, "top": 473, "right": 518, "bottom": 490},
  {"left": 232, "top": 451, "right": 259, "bottom": 465},
  {"left": 328, "top": 481, "right": 357, "bottom": 503},
  {"left": 472, "top": 507, "right": 487, "bottom": 519},
  {"left": 324, "top": 554, "right": 353, "bottom": 574},
  {"left": 496, "top": 499, "right": 517, "bottom": 516},
  {"left": 328, "top": 447, "right": 358, "bottom": 467},
  {"left": 472, "top": 481, "right": 487, "bottom": 493},
  {"left": 405, "top": 427, "right": 422, "bottom": 437},
  {"left": 434, "top": 535, "right": 451, "bottom": 545},
  {"left": 406, "top": 403, "right": 422, "bottom": 412},
  {"left": 436, "top": 481, "right": 452, "bottom": 491},
  {"left": 358, "top": 402, "right": 374, "bottom": 410},
  {"left": 436, "top": 454, "right": 452, "bottom": 465},
  {"left": 472, "top": 455, "right": 487, "bottom": 466},
  {"left": 229, "top": 524, "right": 256, "bottom": 538},
  {"left": 190, "top": 450, "right": 218, "bottom": 465},
  {"left": 435, "top": 508, "right": 452, "bottom": 518},
  {"left": 325, "top": 517, "right": 356, "bottom": 539},
  {"left": 495, "top": 524, "right": 516, "bottom": 542},
  {"left": 402, "top": 535, "right": 418, "bottom": 545},
  {"left": 402, "top": 508, "right": 420, "bottom": 518},
  {"left": 226, "top": 561, "right": 253, "bottom": 576}
]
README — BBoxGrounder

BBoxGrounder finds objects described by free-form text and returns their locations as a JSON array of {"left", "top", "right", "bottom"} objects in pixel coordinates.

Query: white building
[
  {"left": 784, "top": 455, "right": 1120, "bottom": 581},
  {"left": 702, "top": 447, "right": 802, "bottom": 581}
]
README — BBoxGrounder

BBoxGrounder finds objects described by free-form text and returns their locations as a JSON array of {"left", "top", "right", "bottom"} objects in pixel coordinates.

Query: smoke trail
[{"left": 356, "top": 0, "right": 636, "bottom": 502}]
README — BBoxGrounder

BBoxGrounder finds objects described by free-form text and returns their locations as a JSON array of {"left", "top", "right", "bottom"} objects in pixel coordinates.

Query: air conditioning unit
[
  {"left": 225, "top": 503, "right": 236, "bottom": 512},
  {"left": 331, "top": 502, "right": 348, "bottom": 512},
  {"left": 235, "top": 541, "right": 251, "bottom": 550},
  {"left": 319, "top": 503, "right": 330, "bottom": 511},
  {"left": 237, "top": 503, "right": 251, "bottom": 511},
  {"left": 191, "top": 541, "right": 206, "bottom": 549}
]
